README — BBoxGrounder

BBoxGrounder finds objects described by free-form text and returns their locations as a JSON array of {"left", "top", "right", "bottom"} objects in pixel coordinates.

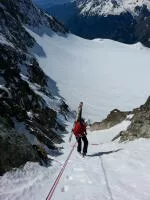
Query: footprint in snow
[
  {"left": 73, "top": 168, "right": 84, "bottom": 172},
  {"left": 66, "top": 175, "right": 73, "bottom": 180},
  {"left": 80, "top": 179, "right": 92, "bottom": 184},
  {"left": 88, "top": 180, "right": 92, "bottom": 184},
  {"left": 61, "top": 185, "right": 69, "bottom": 192},
  {"left": 80, "top": 179, "right": 86, "bottom": 183}
]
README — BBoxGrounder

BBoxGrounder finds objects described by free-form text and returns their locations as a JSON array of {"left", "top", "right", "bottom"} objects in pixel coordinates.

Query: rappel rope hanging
[
  {"left": 46, "top": 142, "right": 77, "bottom": 200},
  {"left": 46, "top": 102, "right": 83, "bottom": 199}
]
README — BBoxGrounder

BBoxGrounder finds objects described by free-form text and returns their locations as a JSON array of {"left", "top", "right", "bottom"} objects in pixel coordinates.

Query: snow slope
[
  {"left": 27, "top": 28, "right": 150, "bottom": 121},
  {"left": 1, "top": 118, "right": 150, "bottom": 200}
]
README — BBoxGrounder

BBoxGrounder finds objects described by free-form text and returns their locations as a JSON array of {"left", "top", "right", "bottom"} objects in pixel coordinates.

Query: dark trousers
[{"left": 76, "top": 135, "right": 88, "bottom": 154}]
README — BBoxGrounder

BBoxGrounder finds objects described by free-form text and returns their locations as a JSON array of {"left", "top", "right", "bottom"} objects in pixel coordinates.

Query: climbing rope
[
  {"left": 99, "top": 156, "right": 115, "bottom": 200},
  {"left": 46, "top": 142, "right": 77, "bottom": 200}
]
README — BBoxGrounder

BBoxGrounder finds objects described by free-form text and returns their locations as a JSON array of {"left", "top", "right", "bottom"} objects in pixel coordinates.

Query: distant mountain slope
[
  {"left": 33, "top": 0, "right": 71, "bottom": 8},
  {"left": 45, "top": 2, "right": 78, "bottom": 23},
  {"left": 45, "top": 0, "right": 150, "bottom": 47},
  {"left": 77, "top": 0, "right": 150, "bottom": 16},
  {"left": 0, "top": 0, "right": 71, "bottom": 175}
]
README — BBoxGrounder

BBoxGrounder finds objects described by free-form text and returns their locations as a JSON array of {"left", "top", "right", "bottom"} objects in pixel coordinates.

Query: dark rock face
[
  {"left": 0, "top": 117, "right": 40, "bottom": 175},
  {"left": 0, "top": 0, "right": 70, "bottom": 175},
  {"left": 91, "top": 97, "right": 150, "bottom": 142},
  {"left": 67, "top": 12, "right": 136, "bottom": 44},
  {"left": 119, "top": 97, "right": 150, "bottom": 142},
  {"left": 29, "top": 59, "right": 47, "bottom": 87},
  {"left": 135, "top": 5, "right": 150, "bottom": 48},
  {"left": 33, "top": 0, "right": 70, "bottom": 8},
  {"left": 45, "top": 2, "right": 78, "bottom": 24},
  {"left": 90, "top": 109, "right": 130, "bottom": 131}
]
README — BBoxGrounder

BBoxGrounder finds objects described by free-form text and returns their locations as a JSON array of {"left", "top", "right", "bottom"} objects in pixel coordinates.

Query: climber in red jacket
[{"left": 73, "top": 118, "right": 88, "bottom": 157}]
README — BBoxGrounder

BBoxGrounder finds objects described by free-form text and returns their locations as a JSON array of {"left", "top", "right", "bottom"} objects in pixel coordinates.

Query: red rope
[{"left": 46, "top": 142, "right": 77, "bottom": 200}]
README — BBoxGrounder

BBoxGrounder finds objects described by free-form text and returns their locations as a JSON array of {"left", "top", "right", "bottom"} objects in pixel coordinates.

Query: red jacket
[{"left": 73, "top": 122, "right": 86, "bottom": 137}]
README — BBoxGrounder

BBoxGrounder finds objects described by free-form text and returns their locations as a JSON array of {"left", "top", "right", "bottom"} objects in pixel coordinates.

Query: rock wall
[
  {"left": 0, "top": 0, "right": 71, "bottom": 175},
  {"left": 119, "top": 96, "right": 150, "bottom": 142},
  {"left": 90, "top": 109, "right": 130, "bottom": 131},
  {"left": 0, "top": 117, "right": 40, "bottom": 175}
]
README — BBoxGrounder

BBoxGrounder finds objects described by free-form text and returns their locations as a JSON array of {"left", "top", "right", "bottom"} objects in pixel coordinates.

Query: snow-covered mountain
[
  {"left": 77, "top": 0, "right": 150, "bottom": 16},
  {"left": 1, "top": 0, "right": 150, "bottom": 200},
  {"left": 45, "top": 0, "right": 150, "bottom": 47}
]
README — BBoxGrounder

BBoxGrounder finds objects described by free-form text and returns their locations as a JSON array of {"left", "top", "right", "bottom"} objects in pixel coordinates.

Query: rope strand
[{"left": 46, "top": 142, "right": 77, "bottom": 200}]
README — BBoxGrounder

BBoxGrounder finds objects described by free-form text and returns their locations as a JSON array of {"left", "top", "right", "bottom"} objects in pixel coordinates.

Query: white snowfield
[
  {"left": 27, "top": 27, "right": 150, "bottom": 122},
  {"left": 1, "top": 119, "right": 150, "bottom": 200}
]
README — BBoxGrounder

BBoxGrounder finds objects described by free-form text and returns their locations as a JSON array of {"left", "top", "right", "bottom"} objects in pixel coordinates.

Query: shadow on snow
[{"left": 87, "top": 149, "right": 122, "bottom": 157}]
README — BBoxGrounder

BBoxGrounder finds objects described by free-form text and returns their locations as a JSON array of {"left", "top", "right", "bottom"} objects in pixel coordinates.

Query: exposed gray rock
[
  {"left": 119, "top": 96, "right": 150, "bottom": 142},
  {"left": 0, "top": 0, "right": 71, "bottom": 175},
  {"left": 90, "top": 109, "right": 130, "bottom": 131},
  {"left": 0, "top": 117, "right": 39, "bottom": 175}
]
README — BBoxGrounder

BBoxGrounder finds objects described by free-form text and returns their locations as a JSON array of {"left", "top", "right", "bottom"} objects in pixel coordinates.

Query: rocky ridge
[
  {"left": 90, "top": 109, "right": 131, "bottom": 131},
  {"left": 118, "top": 96, "right": 150, "bottom": 142},
  {"left": 0, "top": 0, "right": 71, "bottom": 175},
  {"left": 77, "top": 0, "right": 150, "bottom": 16},
  {"left": 91, "top": 96, "right": 150, "bottom": 143}
]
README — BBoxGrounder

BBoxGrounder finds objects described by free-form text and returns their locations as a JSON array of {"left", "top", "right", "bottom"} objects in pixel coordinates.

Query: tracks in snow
[
  {"left": 53, "top": 149, "right": 114, "bottom": 200},
  {"left": 99, "top": 156, "right": 115, "bottom": 200}
]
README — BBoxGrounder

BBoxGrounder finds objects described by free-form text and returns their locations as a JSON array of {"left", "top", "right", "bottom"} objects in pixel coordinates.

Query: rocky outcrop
[
  {"left": 135, "top": 5, "right": 150, "bottom": 48},
  {"left": 0, "top": 0, "right": 71, "bottom": 175},
  {"left": 91, "top": 97, "right": 150, "bottom": 142},
  {"left": 0, "top": 117, "right": 40, "bottom": 175},
  {"left": 90, "top": 109, "right": 130, "bottom": 131},
  {"left": 118, "top": 96, "right": 150, "bottom": 142}
]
